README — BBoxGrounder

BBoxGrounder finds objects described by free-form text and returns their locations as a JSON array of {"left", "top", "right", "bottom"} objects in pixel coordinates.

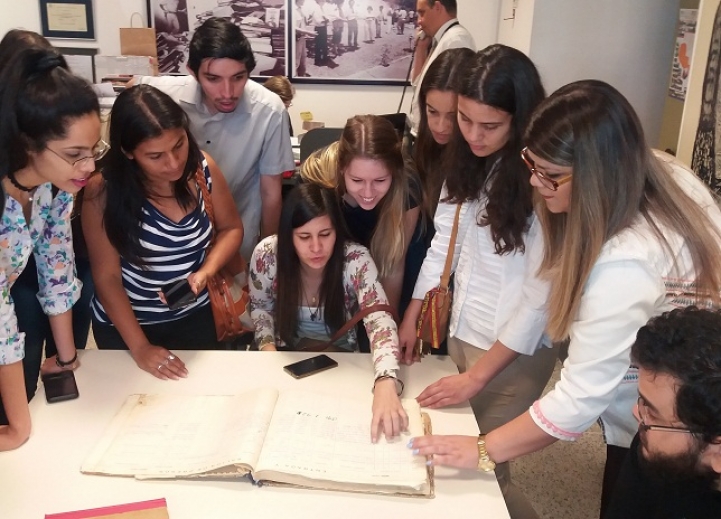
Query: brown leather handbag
[
  {"left": 416, "top": 203, "right": 462, "bottom": 356},
  {"left": 195, "top": 168, "right": 254, "bottom": 341},
  {"left": 297, "top": 304, "right": 399, "bottom": 352}
]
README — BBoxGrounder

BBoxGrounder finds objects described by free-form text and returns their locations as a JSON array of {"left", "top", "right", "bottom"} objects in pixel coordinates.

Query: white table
[{"left": 1, "top": 350, "right": 509, "bottom": 518}]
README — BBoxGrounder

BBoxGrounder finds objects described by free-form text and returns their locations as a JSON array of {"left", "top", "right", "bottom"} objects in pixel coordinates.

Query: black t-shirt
[
  {"left": 341, "top": 172, "right": 422, "bottom": 247},
  {"left": 604, "top": 434, "right": 721, "bottom": 519}
]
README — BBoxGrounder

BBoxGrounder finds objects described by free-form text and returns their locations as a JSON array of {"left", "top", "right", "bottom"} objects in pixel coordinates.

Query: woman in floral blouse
[
  {"left": 0, "top": 46, "right": 102, "bottom": 450},
  {"left": 249, "top": 182, "right": 406, "bottom": 442}
]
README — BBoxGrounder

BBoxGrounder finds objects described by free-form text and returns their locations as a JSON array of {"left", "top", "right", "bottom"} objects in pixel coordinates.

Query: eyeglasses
[
  {"left": 46, "top": 139, "right": 110, "bottom": 171},
  {"left": 637, "top": 396, "right": 693, "bottom": 434},
  {"left": 521, "top": 147, "right": 572, "bottom": 191}
]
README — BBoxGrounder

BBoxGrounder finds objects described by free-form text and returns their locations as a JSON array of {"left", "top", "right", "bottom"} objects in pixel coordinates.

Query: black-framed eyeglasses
[
  {"left": 46, "top": 139, "right": 110, "bottom": 171},
  {"left": 521, "top": 147, "right": 572, "bottom": 192},
  {"left": 637, "top": 396, "right": 693, "bottom": 434}
]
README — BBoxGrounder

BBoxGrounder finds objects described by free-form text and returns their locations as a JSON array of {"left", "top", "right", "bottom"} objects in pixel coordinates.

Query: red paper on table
[{"left": 45, "top": 498, "right": 169, "bottom": 519}]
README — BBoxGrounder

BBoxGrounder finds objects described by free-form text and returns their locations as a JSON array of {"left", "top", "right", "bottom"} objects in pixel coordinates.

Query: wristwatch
[{"left": 477, "top": 434, "right": 496, "bottom": 472}]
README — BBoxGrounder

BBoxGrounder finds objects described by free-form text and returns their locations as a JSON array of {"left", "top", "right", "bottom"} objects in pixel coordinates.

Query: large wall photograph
[
  {"left": 291, "top": 0, "right": 416, "bottom": 84},
  {"left": 147, "top": 0, "right": 288, "bottom": 77}
]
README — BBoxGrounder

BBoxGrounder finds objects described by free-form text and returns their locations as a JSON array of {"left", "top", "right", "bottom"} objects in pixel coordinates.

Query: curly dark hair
[
  {"left": 632, "top": 307, "right": 721, "bottom": 445},
  {"left": 443, "top": 45, "right": 545, "bottom": 255}
]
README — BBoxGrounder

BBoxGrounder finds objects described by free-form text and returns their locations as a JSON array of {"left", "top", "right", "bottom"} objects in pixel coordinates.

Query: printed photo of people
[
  {"left": 292, "top": 0, "right": 417, "bottom": 81},
  {"left": 150, "top": 0, "right": 288, "bottom": 76}
]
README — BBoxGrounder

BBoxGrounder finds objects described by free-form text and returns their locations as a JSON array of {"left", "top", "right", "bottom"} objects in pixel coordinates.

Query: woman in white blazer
[{"left": 410, "top": 80, "right": 721, "bottom": 519}]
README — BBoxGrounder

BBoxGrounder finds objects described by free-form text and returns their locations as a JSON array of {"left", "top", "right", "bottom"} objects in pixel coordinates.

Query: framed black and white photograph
[
  {"left": 39, "top": 0, "right": 96, "bottom": 40},
  {"left": 146, "top": 0, "right": 288, "bottom": 78},
  {"left": 291, "top": 0, "right": 416, "bottom": 84}
]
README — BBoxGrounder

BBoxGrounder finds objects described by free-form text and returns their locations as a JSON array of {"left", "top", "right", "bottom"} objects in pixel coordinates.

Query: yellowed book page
[
  {"left": 81, "top": 389, "right": 278, "bottom": 478},
  {"left": 254, "top": 391, "right": 427, "bottom": 490}
]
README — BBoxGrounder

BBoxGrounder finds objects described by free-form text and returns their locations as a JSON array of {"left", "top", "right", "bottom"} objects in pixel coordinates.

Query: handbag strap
[
  {"left": 326, "top": 303, "right": 399, "bottom": 345},
  {"left": 194, "top": 166, "right": 217, "bottom": 245},
  {"left": 440, "top": 204, "right": 462, "bottom": 290}
]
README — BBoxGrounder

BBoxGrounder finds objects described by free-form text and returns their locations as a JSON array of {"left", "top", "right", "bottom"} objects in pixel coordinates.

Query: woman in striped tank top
[{"left": 83, "top": 85, "right": 243, "bottom": 380}]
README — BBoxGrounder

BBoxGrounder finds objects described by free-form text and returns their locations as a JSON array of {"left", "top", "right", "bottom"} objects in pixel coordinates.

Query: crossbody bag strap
[
  {"left": 327, "top": 303, "right": 399, "bottom": 345},
  {"left": 194, "top": 166, "right": 217, "bottom": 245},
  {"left": 439, "top": 203, "right": 462, "bottom": 290}
]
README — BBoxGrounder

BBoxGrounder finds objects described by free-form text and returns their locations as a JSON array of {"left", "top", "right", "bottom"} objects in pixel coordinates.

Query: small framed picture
[{"left": 39, "top": 0, "right": 96, "bottom": 40}]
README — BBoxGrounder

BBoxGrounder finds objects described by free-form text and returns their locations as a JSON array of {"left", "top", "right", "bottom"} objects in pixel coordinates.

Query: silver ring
[
  {"left": 157, "top": 364, "right": 163, "bottom": 371},
  {"left": 167, "top": 354, "right": 175, "bottom": 361}
]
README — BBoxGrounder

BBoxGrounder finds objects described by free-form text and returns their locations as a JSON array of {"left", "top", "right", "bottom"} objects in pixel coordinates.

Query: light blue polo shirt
[{"left": 136, "top": 75, "right": 295, "bottom": 259}]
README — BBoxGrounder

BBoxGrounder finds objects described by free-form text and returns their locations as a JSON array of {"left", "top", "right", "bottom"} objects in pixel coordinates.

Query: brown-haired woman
[
  {"left": 414, "top": 47, "right": 474, "bottom": 216},
  {"left": 410, "top": 80, "right": 721, "bottom": 518}
]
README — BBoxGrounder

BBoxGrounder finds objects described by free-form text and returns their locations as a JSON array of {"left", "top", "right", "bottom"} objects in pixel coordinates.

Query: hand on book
[
  {"left": 416, "top": 372, "right": 478, "bottom": 409},
  {"left": 409, "top": 434, "right": 478, "bottom": 469},
  {"left": 371, "top": 378, "right": 408, "bottom": 443},
  {"left": 130, "top": 343, "right": 188, "bottom": 380}
]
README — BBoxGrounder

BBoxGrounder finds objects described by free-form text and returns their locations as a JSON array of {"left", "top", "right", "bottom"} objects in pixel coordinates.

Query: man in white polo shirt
[
  {"left": 408, "top": 0, "right": 475, "bottom": 137},
  {"left": 136, "top": 17, "right": 294, "bottom": 259}
]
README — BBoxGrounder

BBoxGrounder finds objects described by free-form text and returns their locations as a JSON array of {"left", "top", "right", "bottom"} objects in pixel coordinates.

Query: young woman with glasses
[
  {"left": 82, "top": 85, "right": 243, "bottom": 379},
  {"left": 410, "top": 80, "right": 721, "bottom": 518},
  {"left": 399, "top": 44, "right": 555, "bottom": 519},
  {"left": 0, "top": 29, "right": 102, "bottom": 419},
  {"left": 0, "top": 46, "right": 102, "bottom": 450}
]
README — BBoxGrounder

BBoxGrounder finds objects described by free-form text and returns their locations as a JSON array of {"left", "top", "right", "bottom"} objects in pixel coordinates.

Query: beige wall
[{"left": 677, "top": 0, "right": 721, "bottom": 165}]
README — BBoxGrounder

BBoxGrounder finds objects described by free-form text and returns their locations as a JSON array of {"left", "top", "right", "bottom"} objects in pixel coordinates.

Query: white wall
[
  {"left": 496, "top": 0, "right": 535, "bottom": 55},
  {"left": 0, "top": 0, "right": 147, "bottom": 55},
  {"left": 677, "top": 0, "right": 721, "bottom": 164},
  {"left": 517, "top": 0, "right": 681, "bottom": 146}
]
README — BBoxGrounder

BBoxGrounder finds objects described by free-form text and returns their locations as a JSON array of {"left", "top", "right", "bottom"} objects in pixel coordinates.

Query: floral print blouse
[
  {"left": 249, "top": 236, "right": 400, "bottom": 379},
  {"left": 0, "top": 184, "right": 81, "bottom": 365}
]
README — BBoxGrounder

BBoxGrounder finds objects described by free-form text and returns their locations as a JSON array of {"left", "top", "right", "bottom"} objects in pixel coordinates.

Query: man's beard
[{"left": 637, "top": 431, "right": 719, "bottom": 490}]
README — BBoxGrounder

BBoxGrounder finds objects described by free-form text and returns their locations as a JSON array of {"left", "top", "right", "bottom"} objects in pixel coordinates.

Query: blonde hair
[
  {"left": 526, "top": 81, "right": 721, "bottom": 340},
  {"left": 263, "top": 75, "right": 294, "bottom": 105},
  {"left": 337, "top": 115, "right": 408, "bottom": 278},
  {"left": 299, "top": 142, "right": 338, "bottom": 189}
]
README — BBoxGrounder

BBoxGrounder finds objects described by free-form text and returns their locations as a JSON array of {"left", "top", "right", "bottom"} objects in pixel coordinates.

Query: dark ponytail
[{"left": 0, "top": 47, "right": 99, "bottom": 184}]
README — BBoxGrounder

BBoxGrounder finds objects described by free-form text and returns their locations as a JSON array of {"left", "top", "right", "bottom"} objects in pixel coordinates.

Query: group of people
[
  {"left": 1, "top": 2, "right": 721, "bottom": 519},
  {"left": 294, "top": 0, "right": 418, "bottom": 74}
]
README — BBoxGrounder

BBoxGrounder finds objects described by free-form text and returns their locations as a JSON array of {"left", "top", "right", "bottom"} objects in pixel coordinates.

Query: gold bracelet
[{"left": 477, "top": 434, "right": 497, "bottom": 472}]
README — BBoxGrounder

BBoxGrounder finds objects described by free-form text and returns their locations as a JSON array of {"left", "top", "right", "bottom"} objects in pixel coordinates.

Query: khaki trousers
[{"left": 448, "top": 336, "right": 559, "bottom": 519}]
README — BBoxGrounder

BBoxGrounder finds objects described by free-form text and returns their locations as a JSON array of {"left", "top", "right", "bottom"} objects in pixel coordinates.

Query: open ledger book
[{"left": 81, "top": 388, "right": 433, "bottom": 497}]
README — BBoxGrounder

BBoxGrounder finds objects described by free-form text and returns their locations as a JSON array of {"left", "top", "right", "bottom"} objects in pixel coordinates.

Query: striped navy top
[{"left": 92, "top": 162, "right": 213, "bottom": 325}]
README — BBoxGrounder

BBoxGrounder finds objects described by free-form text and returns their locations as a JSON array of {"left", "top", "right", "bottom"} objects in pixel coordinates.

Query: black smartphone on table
[
  {"left": 284, "top": 354, "right": 339, "bottom": 379},
  {"left": 162, "top": 279, "right": 196, "bottom": 310},
  {"left": 42, "top": 370, "right": 79, "bottom": 403}
]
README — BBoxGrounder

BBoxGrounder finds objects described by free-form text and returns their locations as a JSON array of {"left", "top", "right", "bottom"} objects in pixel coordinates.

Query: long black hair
[
  {"left": 444, "top": 44, "right": 545, "bottom": 254},
  {"left": 414, "top": 47, "right": 473, "bottom": 215},
  {"left": 101, "top": 84, "right": 203, "bottom": 265},
  {"left": 275, "top": 183, "right": 347, "bottom": 346}
]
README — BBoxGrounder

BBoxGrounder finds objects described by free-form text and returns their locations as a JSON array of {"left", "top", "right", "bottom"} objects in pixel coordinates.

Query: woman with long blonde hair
[
  {"left": 410, "top": 80, "right": 721, "bottom": 518},
  {"left": 302, "top": 115, "right": 424, "bottom": 317}
]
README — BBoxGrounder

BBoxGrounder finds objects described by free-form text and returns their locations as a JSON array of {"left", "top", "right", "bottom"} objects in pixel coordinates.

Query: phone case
[
  {"left": 42, "top": 371, "right": 79, "bottom": 403},
  {"left": 284, "top": 355, "right": 338, "bottom": 379}
]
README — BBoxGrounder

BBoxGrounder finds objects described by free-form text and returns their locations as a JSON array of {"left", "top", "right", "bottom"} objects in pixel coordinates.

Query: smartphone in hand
[
  {"left": 42, "top": 370, "right": 79, "bottom": 403},
  {"left": 284, "top": 354, "right": 338, "bottom": 379},
  {"left": 162, "top": 279, "right": 197, "bottom": 310}
]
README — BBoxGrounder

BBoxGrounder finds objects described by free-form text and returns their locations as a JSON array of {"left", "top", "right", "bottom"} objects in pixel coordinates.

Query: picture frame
[
  {"left": 289, "top": 0, "right": 415, "bottom": 85},
  {"left": 146, "top": 0, "right": 289, "bottom": 79},
  {"left": 39, "top": 0, "right": 96, "bottom": 40}
]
